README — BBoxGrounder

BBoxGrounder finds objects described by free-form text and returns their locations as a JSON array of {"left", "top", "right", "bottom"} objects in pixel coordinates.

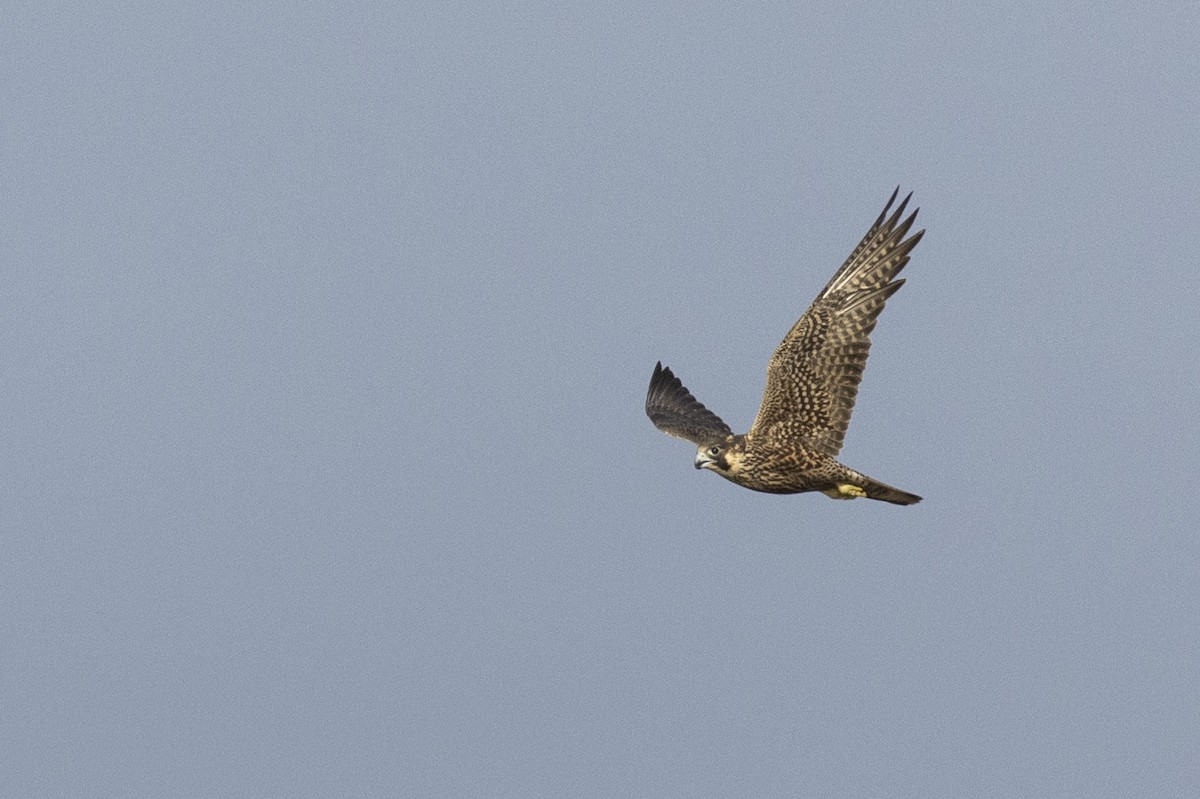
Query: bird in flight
[{"left": 645, "top": 188, "right": 923, "bottom": 505}]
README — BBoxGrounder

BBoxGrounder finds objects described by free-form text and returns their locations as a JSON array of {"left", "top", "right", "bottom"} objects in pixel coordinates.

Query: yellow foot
[{"left": 822, "top": 484, "right": 867, "bottom": 500}]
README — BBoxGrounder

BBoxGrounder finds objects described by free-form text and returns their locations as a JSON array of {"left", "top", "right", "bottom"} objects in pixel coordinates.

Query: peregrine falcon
[{"left": 645, "top": 188, "right": 923, "bottom": 505}]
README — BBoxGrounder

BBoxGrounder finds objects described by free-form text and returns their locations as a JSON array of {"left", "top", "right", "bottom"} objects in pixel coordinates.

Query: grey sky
[{"left": 2, "top": 3, "right": 1198, "bottom": 797}]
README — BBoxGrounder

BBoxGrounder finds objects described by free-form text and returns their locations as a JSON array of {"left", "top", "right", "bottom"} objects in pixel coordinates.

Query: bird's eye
[{"left": 708, "top": 446, "right": 721, "bottom": 457}]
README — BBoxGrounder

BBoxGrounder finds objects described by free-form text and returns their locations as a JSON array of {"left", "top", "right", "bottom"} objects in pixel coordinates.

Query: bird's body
[{"left": 645, "top": 189, "right": 923, "bottom": 506}]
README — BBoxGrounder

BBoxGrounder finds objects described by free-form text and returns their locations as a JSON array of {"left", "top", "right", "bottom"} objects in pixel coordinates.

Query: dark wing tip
[
  {"left": 872, "top": 187, "right": 919, "bottom": 236},
  {"left": 646, "top": 361, "right": 675, "bottom": 408},
  {"left": 873, "top": 186, "right": 901, "bottom": 228},
  {"left": 645, "top": 361, "right": 733, "bottom": 443}
]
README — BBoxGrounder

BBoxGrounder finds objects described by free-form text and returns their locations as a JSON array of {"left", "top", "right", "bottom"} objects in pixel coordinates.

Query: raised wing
[
  {"left": 748, "top": 188, "right": 923, "bottom": 456},
  {"left": 645, "top": 362, "right": 732, "bottom": 445}
]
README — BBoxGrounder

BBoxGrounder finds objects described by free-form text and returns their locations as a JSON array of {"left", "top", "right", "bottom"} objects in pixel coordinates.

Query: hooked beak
[{"left": 694, "top": 452, "right": 715, "bottom": 470}]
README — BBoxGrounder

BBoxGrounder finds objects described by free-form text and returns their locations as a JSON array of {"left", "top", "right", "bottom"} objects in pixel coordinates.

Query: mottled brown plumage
[{"left": 645, "top": 188, "right": 923, "bottom": 505}]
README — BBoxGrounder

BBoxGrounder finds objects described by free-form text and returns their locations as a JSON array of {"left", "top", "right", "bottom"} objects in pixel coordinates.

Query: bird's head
[{"left": 694, "top": 435, "right": 746, "bottom": 474}]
